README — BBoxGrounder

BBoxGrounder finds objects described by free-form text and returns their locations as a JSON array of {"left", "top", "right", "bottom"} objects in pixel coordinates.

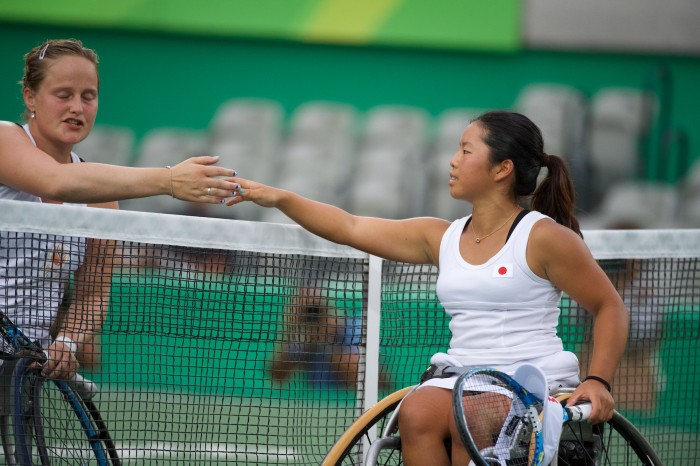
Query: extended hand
[
  {"left": 225, "top": 177, "right": 287, "bottom": 208},
  {"left": 170, "top": 156, "right": 240, "bottom": 203}
]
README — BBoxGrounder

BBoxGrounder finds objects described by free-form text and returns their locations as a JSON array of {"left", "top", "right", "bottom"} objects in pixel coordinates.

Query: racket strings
[{"left": 460, "top": 375, "right": 540, "bottom": 465}]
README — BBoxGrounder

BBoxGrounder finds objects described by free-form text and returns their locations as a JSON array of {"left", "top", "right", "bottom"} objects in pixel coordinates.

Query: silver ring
[{"left": 207, "top": 187, "right": 212, "bottom": 196}]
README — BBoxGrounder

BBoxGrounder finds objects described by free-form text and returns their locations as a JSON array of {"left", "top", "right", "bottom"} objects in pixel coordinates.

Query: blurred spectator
[
  {"left": 269, "top": 287, "right": 388, "bottom": 389},
  {"left": 581, "top": 221, "right": 664, "bottom": 412}
]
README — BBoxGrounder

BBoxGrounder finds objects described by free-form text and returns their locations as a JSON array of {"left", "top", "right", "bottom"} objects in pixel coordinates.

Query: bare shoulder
[
  {"left": 0, "top": 122, "right": 32, "bottom": 166},
  {"left": 388, "top": 216, "right": 451, "bottom": 265},
  {"left": 411, "top": 216, "right": 451, "bottom": 242},
  {"left": 531, "top": 216, "right": 581, "bottom": 240},
  {"left": 0, "top": 121, "right": 27, "bottom": 137},
  {"left": 528, "top": 217, "right": 592, "bottom": 278},
  {"left": 418, "top": 216, "right": 453, "bottom": 263},
  {"left": 411, "top": 215, "right": 452, "bottom": 231},
  {"left": 0, "top": 121, "right": 32, "bottom": 152}
]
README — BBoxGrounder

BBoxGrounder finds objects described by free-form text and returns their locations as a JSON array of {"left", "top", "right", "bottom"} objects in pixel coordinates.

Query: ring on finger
[{"left": 207, "top": 187, "right": 212, "bottom": 196}]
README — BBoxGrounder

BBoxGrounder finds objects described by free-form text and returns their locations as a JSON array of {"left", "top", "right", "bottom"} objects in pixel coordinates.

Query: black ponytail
[{"left": 474, "top": 111, "right": 582, "bottom": 237}]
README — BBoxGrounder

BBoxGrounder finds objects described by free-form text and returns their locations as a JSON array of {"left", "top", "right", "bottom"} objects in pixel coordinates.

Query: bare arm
[
  {"left": 44, "top": 201, "right": 119, "bottom": 379},
  {"left": 227, "top": 178, "right": 450, "bottom": 265},
  {"left": 0, "top": 122, "right": 237, "bottom": 203},
  {"left": 529, "top": 220, "right": 629, "bottom": 422}
]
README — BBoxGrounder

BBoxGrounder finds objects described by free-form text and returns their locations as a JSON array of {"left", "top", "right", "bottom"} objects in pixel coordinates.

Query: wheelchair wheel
[
  {"left": 323, "top": 387, "right": 413, "bottom": 466},
  {"left": 548, "top": 392, "right": 661, "bottom": 466},
  {"left": 11, "top": 358, "right": 119, "bottom": 465},
  {"left": 557, "top": 410, "right": 662, "bottom": 466}
]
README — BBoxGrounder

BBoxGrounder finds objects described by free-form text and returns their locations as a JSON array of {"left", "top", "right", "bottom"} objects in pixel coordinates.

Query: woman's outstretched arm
[
  {"left": 227, "top": 177, "right": 449, "bottom": 265},
  {"left": 0, "top": 122, "right": 238, "bottom": 203}
]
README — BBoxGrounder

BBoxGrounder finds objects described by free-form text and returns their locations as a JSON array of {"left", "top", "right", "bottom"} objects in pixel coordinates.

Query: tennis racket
[
  {"left": 1, "top": 310, "right": 120, "bottom": 465},
  {"left": 451, "top": 366, "right": 562, "bottom": 466}
]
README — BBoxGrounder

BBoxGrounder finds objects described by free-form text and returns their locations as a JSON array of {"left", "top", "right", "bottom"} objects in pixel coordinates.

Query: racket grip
[
  {"left": 67, "top": 373, "right": 98, "bottom": 401},
  {"left": 565, "top": 403, "right": 592, "bottom": 422}
]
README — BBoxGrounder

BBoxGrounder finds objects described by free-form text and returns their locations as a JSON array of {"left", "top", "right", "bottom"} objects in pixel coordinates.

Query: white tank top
[
  {"left": 435, "top": 211, "right": 564, "bottom": 366},
  {"left": 0, "top": 125, "right": 87, "bottom": 348}
]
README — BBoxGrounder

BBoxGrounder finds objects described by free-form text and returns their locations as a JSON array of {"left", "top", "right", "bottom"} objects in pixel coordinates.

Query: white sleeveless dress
[
  {"left": 422, "top": 211, "right": 580, "bottom": 392},
  {"left": 0, "top": 124, "right": 87, "bottom": 349}
]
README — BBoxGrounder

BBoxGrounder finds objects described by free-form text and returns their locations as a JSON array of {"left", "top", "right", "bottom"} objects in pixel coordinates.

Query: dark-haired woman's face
[{"left": 448, "top": 122, "right": 494, "bottom": 202}]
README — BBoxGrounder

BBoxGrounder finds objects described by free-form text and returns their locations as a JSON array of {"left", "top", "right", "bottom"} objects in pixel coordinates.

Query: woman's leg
[{"left": 398, "top": 387, "right": 453, "bottom": 466}]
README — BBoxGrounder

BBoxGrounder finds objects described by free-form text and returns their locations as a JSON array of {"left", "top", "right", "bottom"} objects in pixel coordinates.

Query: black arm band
[{"left": 583, "top": 375, "right": 612, "bottom": 392}]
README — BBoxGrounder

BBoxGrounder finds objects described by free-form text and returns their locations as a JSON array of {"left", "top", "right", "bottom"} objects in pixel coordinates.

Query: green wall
[
  {"left": 1, "top": 22, "right": 698, "bottom": 179},
  {"left": 0, "top": 0, "right": 520, "bottom": 51}
]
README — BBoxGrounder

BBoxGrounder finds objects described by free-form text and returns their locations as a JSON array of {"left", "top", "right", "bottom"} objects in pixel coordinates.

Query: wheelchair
[{"left": 323, "top": 386, "right": 662, "bottom": 466}]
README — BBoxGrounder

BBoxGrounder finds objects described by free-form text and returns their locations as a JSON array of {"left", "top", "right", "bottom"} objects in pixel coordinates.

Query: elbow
[
  {"left": 609, "top": 304, "right": 631, "bottom": 343},
  {"left": 621, "top": 305, "right": 631, "bottom": 339}
]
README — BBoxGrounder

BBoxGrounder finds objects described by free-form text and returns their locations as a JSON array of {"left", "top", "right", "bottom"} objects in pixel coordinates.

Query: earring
[{"left": 31, "top": 111, "right": 36, "bottom": 119}]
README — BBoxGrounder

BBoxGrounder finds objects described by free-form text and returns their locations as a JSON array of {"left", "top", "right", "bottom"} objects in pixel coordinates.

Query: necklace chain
[{"left": 471, "top": 209, "right": 520, "bottom": 244}]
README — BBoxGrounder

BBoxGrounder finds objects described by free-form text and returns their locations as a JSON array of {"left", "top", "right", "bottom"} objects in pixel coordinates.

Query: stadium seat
[
  {"left": 348, "top": 105, "right": 432, "bottom": 218},
  {"left": 258, "top": 135, "right": 357, "bottom": 224},
  {"left": 349, "top": 144, "right": 410, "bottom": 219},
  {"left": 363, "top": 104, "right": 431, "bottom": 147},
  {"left": 208, "top": 98, "right": 283, "bottom": 182},
  {"left": 677, "top": 158, "right": 700, "bottom": 227},
  {"left": 121, "top": 128, "right": 209, "bottom": 216},
  {"left": 209, "top": 99, "right": 284, "bottom": 220},
  {"left": 589, "top": 87, "right": 651, "bottom": 199},
  {"left": 515, "top": 84, "right": 588, "bottom": 155},
  {"left": 288, "top": 101, "right": 358, "bottom": 141},
  {"left": 434, "top": 109, "right": 481, "bottom": 148},
  {"left": 515, "top": 83, "right": 593, "bottom": 208},
  {"left": 209, "top": 98, "right": 284, "bottom": 147},
  {"left": 259, "top": 102, "right": 359, "bottom": 224},
  {"left": 279, "top": 103, "right": 357, "bottom": 199},
  {"left": 579, "top": 181, "right": 679, "bottom": 229}
]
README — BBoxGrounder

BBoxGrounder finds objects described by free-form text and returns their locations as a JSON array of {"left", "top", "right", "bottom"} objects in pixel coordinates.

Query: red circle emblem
[{"left": 498, "top": 266, "right": 508, "bottom": 275}]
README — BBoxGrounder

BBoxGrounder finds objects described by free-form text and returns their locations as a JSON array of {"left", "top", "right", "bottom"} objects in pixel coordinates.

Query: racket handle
[
  {"left": 67, "top": 373, "right": 98, "bottom": 401},
  {"left": 565, "top": 403, "right": 592, "bottom": 422}
]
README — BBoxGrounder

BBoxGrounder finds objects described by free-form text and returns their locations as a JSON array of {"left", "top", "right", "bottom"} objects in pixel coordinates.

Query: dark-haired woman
[{"left": 226, "top": 110, "right": 629, "bottom": 465}]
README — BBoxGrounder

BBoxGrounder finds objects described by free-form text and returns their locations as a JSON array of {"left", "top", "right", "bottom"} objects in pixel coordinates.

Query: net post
[{"left": 361, "top": 254, "right": 383, "bottom": 458}]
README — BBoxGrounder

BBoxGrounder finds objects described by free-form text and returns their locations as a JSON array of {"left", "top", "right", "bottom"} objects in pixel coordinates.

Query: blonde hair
[{"left": 20, "top": 39, "right": 100, "bottom": 120}]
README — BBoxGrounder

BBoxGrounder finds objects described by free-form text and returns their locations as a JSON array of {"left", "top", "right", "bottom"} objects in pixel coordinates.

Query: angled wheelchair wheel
[
  {"left": 557, "top": 411, "right": 662, "bottom": 466},
  {"left": 11, "top": 357, "right": 119, "bottom": 465},
  {"left": 323, "top": 386, "right": 413, "bottom": 466},
  {"left": 554, "top": 392, "right": 662, "bottom": 466}
]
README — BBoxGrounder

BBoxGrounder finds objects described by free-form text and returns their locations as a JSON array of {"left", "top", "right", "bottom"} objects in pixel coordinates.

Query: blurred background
[{"left": 1, "top": 0, "right": 699, "bottom": 228}]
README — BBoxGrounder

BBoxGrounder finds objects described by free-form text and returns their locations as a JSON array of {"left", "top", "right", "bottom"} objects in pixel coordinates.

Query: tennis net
[{"left": 1, "top": 199, "right": 698, "bottom": 465}]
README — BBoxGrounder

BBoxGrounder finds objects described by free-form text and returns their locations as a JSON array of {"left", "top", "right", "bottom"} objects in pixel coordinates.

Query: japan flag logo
[{"left": 492, "top": 263, "right": 514, "bottom": 278}]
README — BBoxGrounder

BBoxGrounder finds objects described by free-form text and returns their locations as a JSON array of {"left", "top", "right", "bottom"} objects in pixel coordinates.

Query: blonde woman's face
[{"left": 23, "top": 55, "right": 99, "bottom": 151}]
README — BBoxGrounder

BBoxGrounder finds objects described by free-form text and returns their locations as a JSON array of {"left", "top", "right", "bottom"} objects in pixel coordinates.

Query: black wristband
[{"left": 583, "top": 375, "right": 612, "bottom": 392}]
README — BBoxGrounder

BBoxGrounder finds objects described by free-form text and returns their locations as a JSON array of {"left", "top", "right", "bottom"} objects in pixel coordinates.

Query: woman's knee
[{"left": 398, "top": 388, "right": 451, "bottom": 437}]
